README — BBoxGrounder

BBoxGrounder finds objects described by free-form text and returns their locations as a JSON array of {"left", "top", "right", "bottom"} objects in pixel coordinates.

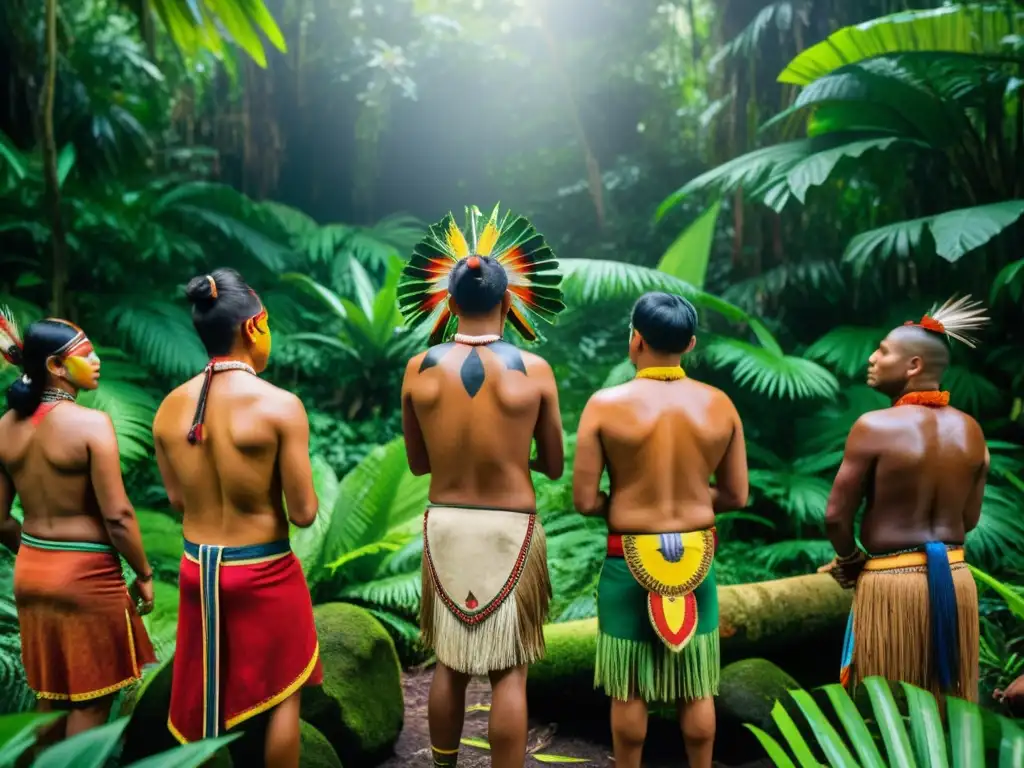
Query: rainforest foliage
[{"left": 0, "top": 0, "right": 1021, "bottom": 718}]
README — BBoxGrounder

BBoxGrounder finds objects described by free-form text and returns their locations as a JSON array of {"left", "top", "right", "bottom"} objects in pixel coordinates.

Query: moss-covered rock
[
  {"left": 301, "top": 720, "right": 344, "bottom": 768},
  {"left": 528, "top": 573, "right": 851, "bottom": 714},
  {"left": 300, "top": 602, "right": 404, "bottom": 767},
  {"left": 717, "top": 658, "right": 799, "bottom": 732}
]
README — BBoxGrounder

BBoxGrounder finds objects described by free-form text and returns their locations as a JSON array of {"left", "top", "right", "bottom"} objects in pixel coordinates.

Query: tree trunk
[
  {"left": 40, "top": 0, "right": 68, "bottom": 317},
  {"left": 528, "top": 573, "right": 853, "bottom": 708}
]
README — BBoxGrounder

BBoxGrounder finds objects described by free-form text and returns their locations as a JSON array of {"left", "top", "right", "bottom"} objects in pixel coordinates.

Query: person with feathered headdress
[
  {"left": 398, "top": 204, "right": 565, "bottom": 768},
  {"left": 820, "top": 295, "right": 991, "bottom": 703},
  {"left": 0, "top": 309, "right": 157, "bottom": 743}
]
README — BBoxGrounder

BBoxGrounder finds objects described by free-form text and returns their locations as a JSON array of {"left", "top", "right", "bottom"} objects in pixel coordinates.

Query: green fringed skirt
[{"left": 594, "top": 557, "right": 720, "bottom": 703}]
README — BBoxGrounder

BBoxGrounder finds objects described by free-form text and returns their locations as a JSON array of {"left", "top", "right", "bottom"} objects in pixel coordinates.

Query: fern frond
[
  {"left": 703, "top": 337, "right": 839, "bottom": 400},
  {"left": 804, "top": 326, "right": 885, "bottom": 379}
]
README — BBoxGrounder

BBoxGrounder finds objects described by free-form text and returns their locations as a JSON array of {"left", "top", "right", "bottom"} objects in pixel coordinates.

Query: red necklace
[{"left": 893, "top": 390, "right": 950, "bottom": 408}]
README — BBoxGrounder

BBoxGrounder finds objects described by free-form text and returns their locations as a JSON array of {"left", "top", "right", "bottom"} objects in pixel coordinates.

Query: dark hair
[
  {"left": 448, "top": 255, "right": 508, "bottom": 315},
  {"left": 631, "top": 292, "right": 698, "bottom": 354},
  {"left": 185, "top": 268, "right": 263, "bottom": 357},
  {"left": 5, "top": 320, "right": 82, "bottom": 417}
]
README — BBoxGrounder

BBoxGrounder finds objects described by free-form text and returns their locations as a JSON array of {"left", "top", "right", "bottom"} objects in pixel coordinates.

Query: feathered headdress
[
  {"left": 904, "top": 294, "right": 990, "bottom": 348},
  {"left": 397, "top": 204, "right": 565, "bottom": 346},
  {"left": 0, "top": 305, "right": 23, "bottom": 367}
]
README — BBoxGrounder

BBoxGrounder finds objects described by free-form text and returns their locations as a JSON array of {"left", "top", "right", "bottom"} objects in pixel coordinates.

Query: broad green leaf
[
  {"left": 461, "top": 737, "right": 491, "bottom": 750},
  {"left": 789, "top": 688, "right": 859, "bottom": 767},
  {"left": 744, "top": 724, "right": 798, "bottom": 768},
  {"left": 558, "top": 258, "right": 750, "bottom": 324},
  {"left": 998, "top": 716, "right": 1024, "bottom": 768},
  {"left": 948, "top": 695, "right": 984, "bottom": 768},
  {"left": 804, "top": 326, "right": 885, "bottom": 379},
  {"left": 862, "top": 677, "right": 916, "bottom": 767},
  {"left": 283, "top": 272, "right": 349, "bottom": 320},
  {"left": 56, "top": 144, "right": 77, "bottom": 189},
  {"left": 844, "top": 201, "right": 1024, "bottom": 272},
  {"left": 125, "top": 733, "right": 240, "bottom": 767},
  {"left": 901, "top": 682, "right": 949, "bottom": 768},
  {"left": 823, "top": 684, "right": 885, "bottom": 768},
  {"left": 779, "top": 5, "right": 1024, "bottom": 86},
  {"left": 703, "top": 337, "right": 839, "bottom": 401},
  {"left": 656, "top": 199, "right": 721, "bottom": 289},
  {"left": 770, "top": 700, "right": 818, "bottom": 768},
  {"left": 0, "top": 712, "right": 64, "bottom": 767},
  {"left": 968, "top": 565, "right": 1024, "bottom": 620},
  {"left": 291, "top": 456, "right": 340, "bottom": 581},
  {"left": 990, "top": 258, "right": 1024, "bottom": 304},
  {"left": 34, "top": 717, "right": 129, "bottom": 768}
]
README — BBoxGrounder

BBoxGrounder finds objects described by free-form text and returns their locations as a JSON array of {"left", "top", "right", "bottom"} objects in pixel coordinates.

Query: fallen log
[{"left": 528, "top": 573, "right": 852, "bottom": 714}]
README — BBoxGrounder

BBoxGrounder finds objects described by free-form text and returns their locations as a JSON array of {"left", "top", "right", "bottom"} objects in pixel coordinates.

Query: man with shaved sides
[
  {"left": 821, "top": 296, "right": 991, "bottom": 703},
  {"left": 573, "top": 291, "right": 748, "bottom": 768},
  {"left": 398, "top": 205, "right": 565, "bottom": 768}
]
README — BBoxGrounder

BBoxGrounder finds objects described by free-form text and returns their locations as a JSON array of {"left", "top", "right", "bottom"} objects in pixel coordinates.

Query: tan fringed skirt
[
  {"left": 851, "top": 550, "right": 979, "bottom": 702},
  {"left": 420, "top": 505, "right": 550, "bottom": 675}
]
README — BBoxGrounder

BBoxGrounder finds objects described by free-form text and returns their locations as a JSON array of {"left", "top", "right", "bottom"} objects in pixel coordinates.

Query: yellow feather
[
  {"left": 446, "top": 220, "right": 470, "bottom": 258},
  {"left": 477, "top": 222, "right": 499, "bottom": 256}
]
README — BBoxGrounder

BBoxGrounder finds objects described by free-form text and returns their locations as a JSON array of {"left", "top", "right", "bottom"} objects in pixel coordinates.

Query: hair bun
[
  {"left": 466, "top": 256, "right": 481, "bottom": 272},
  {"left": 185, "top": 274, "right": 218, "bottom": 308}
]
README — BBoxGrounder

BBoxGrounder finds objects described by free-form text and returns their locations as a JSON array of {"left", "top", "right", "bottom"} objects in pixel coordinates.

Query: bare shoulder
[
  {"left": 153, "top": 378, "right": 199, "bottom": 435},
  {"left": 520, "top": 349, "right": 554, "bottom": 378},
  {"left": 404, "top": 351, "right": 428, "bottom": 378},
  {"left": 259, "top": 380, "right": 307, "bottom": 422},
  {"left": 689, "top": 378, "right": 739, "bottom": 411},
  {"left": 70, "top": 403, "right": 116, "bottom": 438}
]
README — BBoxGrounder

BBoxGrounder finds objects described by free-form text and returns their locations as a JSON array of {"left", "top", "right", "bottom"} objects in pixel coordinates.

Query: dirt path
[{"left": 379, "top": 670, "right": 772, "bottom": 767}]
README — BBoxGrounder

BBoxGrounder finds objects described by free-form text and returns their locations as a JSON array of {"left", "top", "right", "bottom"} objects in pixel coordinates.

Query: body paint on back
[{"left": 419, "top": 340, "right": 527, "bottom": 398}]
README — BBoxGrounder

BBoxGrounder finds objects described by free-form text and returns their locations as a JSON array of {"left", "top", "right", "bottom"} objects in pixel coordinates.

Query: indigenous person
[
  {"left": 995, "top": 673, "right": 1024, "bottom": 716},
  {"left": 153, "top": 269, "right": 321, "bottom": 766},
  {"left": 573, "top": 292, "right": 748, "bottom": 768},
  {"left": 398, "top": 205, "right": 566, "bottom": 768},
  {"left": 0, "top": 311, "right": 156, "bottom": 740},
  {"left": 821, "top": 296, "right": 990, "bottom": 703}
]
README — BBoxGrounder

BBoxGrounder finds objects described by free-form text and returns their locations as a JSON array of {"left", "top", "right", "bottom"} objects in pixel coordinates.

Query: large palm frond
[
  {"left": 703, "top": 336, "right": 839, "bottom": 400},
  {"left": 103, "top": 299, "right": 207, "bottom": 381},
  {"left": 843, "top": 201, "right": 1024, "bottom": 273},
  {"left": 779, "top": 4, "right": 1024, "bottom": 86},
  {"left": 804, "top": 326, "right": 885, "bottom": 379},
  {"left": 968, "top": 484, "right": 1024, "bottom": 568}
]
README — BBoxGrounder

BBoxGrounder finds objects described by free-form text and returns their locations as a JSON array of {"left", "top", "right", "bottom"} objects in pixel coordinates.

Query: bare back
[
  {"left": 153, "top": 372, "right": 296, "bottom": 546},
  {"left": 402, "top": 341, "right": 562, "bottom": 511},
  {"left": 855, "top": 406, "right": 988, "bottom": 552},
  {"left": 0, "top": 405, "right": 111, "bottom": 543},
  {"left": 586, "top": 378, "right": 742, "bottom": 533}
]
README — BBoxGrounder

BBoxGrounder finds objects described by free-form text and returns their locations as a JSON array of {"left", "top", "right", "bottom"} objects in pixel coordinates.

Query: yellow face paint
[
  {"left": 61, "top": 339, "right": 100, "bottom": 390},
  {"left": 246, "top": 307, "right": 272, "bottom": 371}
]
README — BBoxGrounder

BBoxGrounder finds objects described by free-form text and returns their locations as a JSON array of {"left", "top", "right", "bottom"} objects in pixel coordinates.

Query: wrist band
[{"left": 136, "top": 571, "right": 154, "bottom": 583}]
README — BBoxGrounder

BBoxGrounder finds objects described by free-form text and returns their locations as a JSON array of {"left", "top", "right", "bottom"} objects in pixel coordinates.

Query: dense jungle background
[{"left": 1, "top": 0, "right": 1023, "bottom": 764}]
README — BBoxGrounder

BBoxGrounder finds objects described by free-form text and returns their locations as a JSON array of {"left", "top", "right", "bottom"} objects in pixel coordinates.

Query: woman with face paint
[
  {"left": 152, "top": 268, "right": 321, "bottom": 765},
  {"left": 0, "top": 311, "right": 157, "bottom": 744}
]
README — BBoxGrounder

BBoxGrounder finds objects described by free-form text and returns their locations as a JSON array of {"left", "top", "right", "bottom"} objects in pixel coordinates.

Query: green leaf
[
  {"left": 743, "top": 724, "right": 798, "bottom": 768},
  {"left": 968, "top": 485, "right": 1024, "bottom": 567},
  {"left": 998, "top": 717, "right": 1024, "bottom": 768},
  {"left": 703, "top": 337, "right": 839, "bottom": 401},
  {"left": 990, "top": 258, "right": 1024, "bottom": 304},
  {"left": 34, "top": 717, "right": 129, "bottom": 768},
  {"left": 461, "top": 737, "right": 491, "bottom": 750},
  {"left": 291, "top": 456, "right": 340, "bottom": 582},
  {"left": 779, "top": 5, "right": 1024, "bottom": 86},
  {"left": 947, "top": 695, "right": 984, "bottom": 768},
  {"left": 0, "top": 712, "right": 64, "bottom": 766},
  {"left": 789, "top": 688, "right": 859, "bottom": 767},
  {"left": 968, "top": 565, "right": 1024, "bottom": 620},
  {"left": 843, "top": 201, "right": 1024, "bottom": 272},
  {"left": 656, "top": 199, "right": 721, "bottom": 289},
  {"left": 558, "top": 258, "right": 750, "bottom": 324},
  {"left": 901, "top": 681, "right": 949, "bottom": 768},
  {"left": 125, "top": 734, "right": 240, "bottom": 767},
  {"left": 282, "top": 272, "right": 348, "bottom": 320},
  {"left": 56, "top": 144, "right": 77, "bottom": 189},
  {"left": 822, "top": 684, "right": 885, "bottom": 768},
  {"left": 770, "top": 700, "right": 818, "bottom": 768},
  {"left": 804, "top": 326, "right": 885, "bottom": 379},
  {"left": 862, "top": 677, "right": 916, "bottom": 767}
]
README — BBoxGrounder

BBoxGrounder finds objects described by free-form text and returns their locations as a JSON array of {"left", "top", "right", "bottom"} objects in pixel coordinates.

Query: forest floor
[{"left": 378, "top": 669, "right": 774, "bottom": 767}]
